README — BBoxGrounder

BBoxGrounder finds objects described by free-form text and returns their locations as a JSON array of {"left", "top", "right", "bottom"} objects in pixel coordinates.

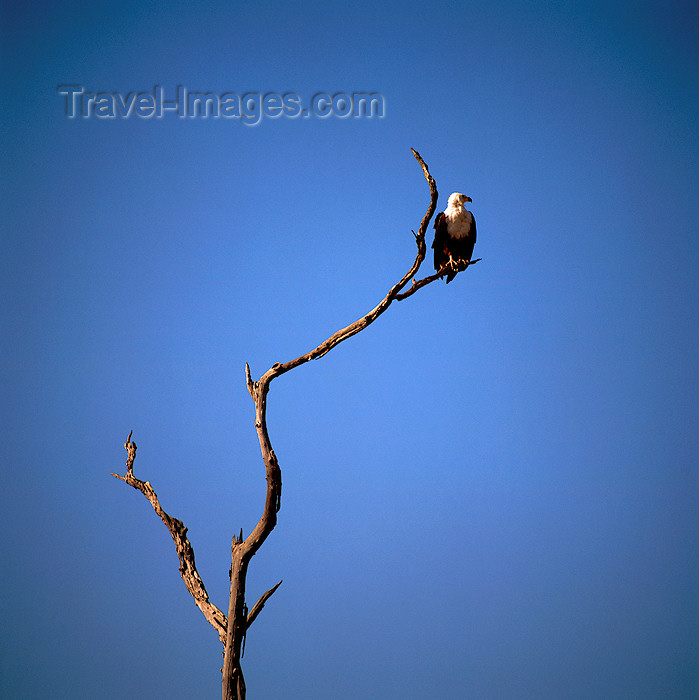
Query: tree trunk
[{"left": 222, "top": 544, "right": 248, "bottom": 700}]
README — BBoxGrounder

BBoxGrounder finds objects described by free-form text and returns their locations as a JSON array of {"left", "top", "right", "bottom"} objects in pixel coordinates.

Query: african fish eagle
[{"left": 432, "top": 192, "right": 477, "bottom": 283}]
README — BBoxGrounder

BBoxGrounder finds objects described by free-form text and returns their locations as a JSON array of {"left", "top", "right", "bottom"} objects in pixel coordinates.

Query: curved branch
[
  {"left": 258, "top": 148, "right": 439, "bottom": 386},
  {"left": 112, "top": 434, "right": 228, "bottom": 643},
  {"left": 237, "top": 148, "right": 441, "bottom": 558},
  {"left": 223, "top": 148, "right": 445, "bottom": 698}
]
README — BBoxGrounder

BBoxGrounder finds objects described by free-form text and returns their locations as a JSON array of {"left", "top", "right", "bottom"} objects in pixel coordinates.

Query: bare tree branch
[
  {"left": 112, "top": 434, "right": 229, "bottom": 643},
  {"left": 252, "top": 148, "right": 439, "bottom": 383},
  {"left": 114, "top": 148, "right": 480, "bottom": 700},
  {"left": 395, "top": 258, "right": 482, "bottom": 301}
]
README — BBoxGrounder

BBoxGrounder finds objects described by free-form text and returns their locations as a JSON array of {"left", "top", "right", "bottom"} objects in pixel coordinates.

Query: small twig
[
  {"left": 244, "top": 363, "right": 256, "bottom": 398},
  {"left": 124, "top": 430, "right": 136, "bottom": 475},
  {"left": 246, "top": 580, "right": 283, "bottom": 630}
]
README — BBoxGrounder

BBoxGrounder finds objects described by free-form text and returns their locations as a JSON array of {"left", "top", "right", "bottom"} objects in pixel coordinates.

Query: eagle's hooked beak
[{"left": 464, "top": 196, "right": 472, "bottom": 203}]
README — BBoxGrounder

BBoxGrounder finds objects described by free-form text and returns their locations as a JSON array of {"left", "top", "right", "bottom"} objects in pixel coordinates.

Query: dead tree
[{"left": 112, "top": 149, "right": 481, "bottom": 700}]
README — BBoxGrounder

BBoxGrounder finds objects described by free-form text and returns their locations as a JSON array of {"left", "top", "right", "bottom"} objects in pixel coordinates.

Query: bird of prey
[{"left": 432, "top": 192, "right": 477, "bottom": 283}]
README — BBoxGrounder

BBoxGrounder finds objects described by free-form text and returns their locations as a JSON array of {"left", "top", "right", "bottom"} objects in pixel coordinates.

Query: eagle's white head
[
  {"left": 447, "top": 192, "right": 472, "bottom": 210},
  {"left": 444, "top": 192, "right": 474, "bottom": 239}
]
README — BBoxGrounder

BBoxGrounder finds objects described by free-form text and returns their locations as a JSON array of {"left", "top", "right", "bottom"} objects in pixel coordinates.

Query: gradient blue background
[{"left": 1, "top": 1, "right": 697, "bottom": 698}]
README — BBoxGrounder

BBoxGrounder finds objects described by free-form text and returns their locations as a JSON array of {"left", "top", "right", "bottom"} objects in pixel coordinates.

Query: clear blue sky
[{"left": 1, "top": 1, "right": 697, "bottom": 698}]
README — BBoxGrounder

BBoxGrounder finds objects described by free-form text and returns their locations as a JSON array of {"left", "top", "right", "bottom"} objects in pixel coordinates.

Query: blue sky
[{"left": 1, "top": 1, "right": 697, "bottom": 698}]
